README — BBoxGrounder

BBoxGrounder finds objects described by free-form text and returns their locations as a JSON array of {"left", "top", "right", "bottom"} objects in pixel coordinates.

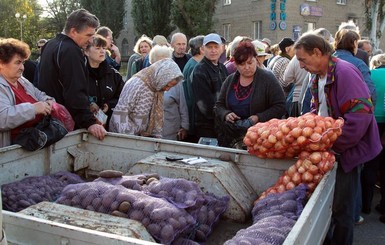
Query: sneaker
[{"left": 355, "top": 216, "right": 364, "bottom": 225}]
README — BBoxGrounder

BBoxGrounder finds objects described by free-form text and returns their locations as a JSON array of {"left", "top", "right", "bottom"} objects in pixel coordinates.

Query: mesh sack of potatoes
[
  {"left": 1, "top": 171, "right": 84, "bottom": 212},
  {"left": 56, "top": 181, "right": 196, "bottom": 244},
  {"left": 224, "top": 215, "right": 296, "bottom": 245}
]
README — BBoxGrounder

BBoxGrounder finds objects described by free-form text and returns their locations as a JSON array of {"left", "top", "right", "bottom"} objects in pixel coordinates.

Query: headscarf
[{"left": 134, "top": 58, "right": 183, "bottom": 136}]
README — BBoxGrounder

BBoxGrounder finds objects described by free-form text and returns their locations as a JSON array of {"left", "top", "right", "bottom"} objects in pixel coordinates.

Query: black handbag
[{"left": 13, "top": 116, "right": 68, "bottom": 151}]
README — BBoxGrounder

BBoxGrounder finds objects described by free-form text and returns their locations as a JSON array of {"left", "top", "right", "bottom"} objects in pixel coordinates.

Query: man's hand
[
  {"left": 87, "top": 124, "right": 107, "bottom": 140},
  {"left": 177, "top": 128, "right": 188, "bottom": 140}
]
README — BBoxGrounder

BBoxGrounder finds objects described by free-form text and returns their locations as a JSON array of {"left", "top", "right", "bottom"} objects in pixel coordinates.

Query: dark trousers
[
  {"left": 324, "top": 163, "right": 359, "bottom": 245},
  {"left": 361, "top": 154, "right": 380, "bottom": 212}
]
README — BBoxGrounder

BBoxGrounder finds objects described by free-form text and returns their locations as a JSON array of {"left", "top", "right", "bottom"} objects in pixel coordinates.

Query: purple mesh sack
[
  {"left": 224, "top": 215, "right": 296, "bottom": 245},
  {"left": 252, "top": 184, "right": 307, "bottom": 224},
  {"left": 145, "top": 177, "right": 205, "bottom": 209},
  {"left": 56, "top": 181, "right": 196, "bottom": 245},
  {"left": 1, "top": 171, "right": 84, "bottom": 212},
  {"left": 179, "top": 193, "right": 230, "bottom": 243}
]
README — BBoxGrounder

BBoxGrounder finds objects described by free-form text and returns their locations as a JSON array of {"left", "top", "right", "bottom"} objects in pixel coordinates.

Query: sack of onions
[
  {"left": 244, "top": 113, "right": 344, "bottom": 159},
  {"left": 256, "top": 151, "right": 335, "bottom": 201}
]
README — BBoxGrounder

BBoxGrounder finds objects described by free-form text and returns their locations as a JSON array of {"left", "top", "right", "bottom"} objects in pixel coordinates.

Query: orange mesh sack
[
  {"left": 244, "top": 113, "right": 344, "bottom": 159},
  {"left": 256, "top": 151, "right": 336, "bottom": 201}
]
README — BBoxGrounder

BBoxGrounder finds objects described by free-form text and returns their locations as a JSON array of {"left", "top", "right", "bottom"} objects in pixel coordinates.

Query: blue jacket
[{"left": 333, "top": 49, "right": 377, "bottom": 106}]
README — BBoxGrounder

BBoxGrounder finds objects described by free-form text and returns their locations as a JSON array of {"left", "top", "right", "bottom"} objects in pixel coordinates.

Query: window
[
  {"left": 253, "top": 21, "right": 262, "bottom": 40},
  {"left": 336, "top": 0, "right": 347, "bottom": 5},
  {"left": 223, "top": 24, "right": 231, "bottom": 42},
  {"left": 224, "top": 0, "right": 231, "bottom": 5}
]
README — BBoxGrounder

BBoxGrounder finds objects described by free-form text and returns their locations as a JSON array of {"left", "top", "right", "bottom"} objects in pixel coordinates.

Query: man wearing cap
[
  {"left": 190, "top": 33, "right": 228, "bottom": 140},
  {"left": 267, "top": 37, "right": 295, "bottom": 99},
  {"left": 171, "top": 32, "right": 192, "bottom": 71}
]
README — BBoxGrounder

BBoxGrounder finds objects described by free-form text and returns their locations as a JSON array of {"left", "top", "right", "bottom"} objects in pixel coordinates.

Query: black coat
[
  {"left": 87, "top": 59, "right": 124, "bottom": 128},
  {"left": 191, "top": 57, "right": 228, "bottom": 137},
  {"left": 38, "top": 33, "right": 96, "bottom": 129}
]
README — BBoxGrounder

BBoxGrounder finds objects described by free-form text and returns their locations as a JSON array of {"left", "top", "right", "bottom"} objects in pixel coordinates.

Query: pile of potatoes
[
  {"left": 1, "top": 171, "right": 84, "bottom": 212},
  {"left": 56, "top": 181, "right": 196, "bottom": 245},
  {"left": 95, "top": 170, "right": 160, "bottom": 191}
]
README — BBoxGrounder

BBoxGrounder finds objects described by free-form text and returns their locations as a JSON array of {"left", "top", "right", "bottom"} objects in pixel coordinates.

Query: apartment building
[{"left": 117, "top": 0, "right": 383, "bottom": 58}]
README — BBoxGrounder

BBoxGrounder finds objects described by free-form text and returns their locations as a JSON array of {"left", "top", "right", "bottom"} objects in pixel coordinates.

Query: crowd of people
[{"left": 1, "top": 8, "right": 385, "bottom": 245}]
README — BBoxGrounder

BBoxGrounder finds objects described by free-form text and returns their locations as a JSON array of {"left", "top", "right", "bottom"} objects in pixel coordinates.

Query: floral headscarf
[{"left": 134, "top": 58, "right": 183, "bottom": 136}]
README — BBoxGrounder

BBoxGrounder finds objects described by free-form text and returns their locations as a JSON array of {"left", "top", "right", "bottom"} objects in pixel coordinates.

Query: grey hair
[
  {"left": 370, "top": 53, "right": 385, "bottom": 69},
  {"left": 149, "top": 45, "right": 173, "bottom": 64}
]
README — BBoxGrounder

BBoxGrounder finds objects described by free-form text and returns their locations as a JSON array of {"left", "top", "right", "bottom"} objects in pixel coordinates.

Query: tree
[
  {"left": 0, "top": 0, "right": 43, "bottom": 56},
  {"left": 171, "top": 0, "right": 217, "bottom": 38},
  {"left": 365, "top": 0, "right": 385, "bottom": 51},
  {"left": 43, "top": 0, "right": 81, "bottom": 34},
  {"left": 131, "top": 0, "right": 175, "bottom": 38},
  {"left": 80, "top": 0, "right": 126, "bottom": 39}
]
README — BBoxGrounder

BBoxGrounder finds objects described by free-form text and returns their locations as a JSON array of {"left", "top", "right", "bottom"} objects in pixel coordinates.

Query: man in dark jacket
[
  {"left": 38, "top": 9, "right": 106, "bottom": 140},
  {"left": 191, "top": 33, "right": 228, "bottom": 139}
]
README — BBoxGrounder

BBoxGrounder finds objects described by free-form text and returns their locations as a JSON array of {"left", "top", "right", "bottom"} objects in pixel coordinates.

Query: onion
[
  {"left": 302, "top": 127, "right": 313, "bottom": 137},
  {"left": 268, "top": 135, "right": 277, "bottom": 144},
  {"left": 297, "top": 166, "right": 306, "bottom": 174},
  {"left": 310, "top": 133, "right": 322, "bottom": 142},
  {"left": 287, "top": 165, "right": 297, "bottom": 177},
  {"left": 286, "top": 182, "right": 296, "bottom": 190},
  {"left": 296, "top": 136, "right": 307, "bottom": 145},
  {"left": 309, "top": 152, "right": 322, "bottom": 164},
  {"left": 292, "top": 172, "right": 302, "bottom": 185},
  {"left": 305, "top": 119, "right": 316, "bottom": 128},
  {"left": 302, "top": 171, "right": 314, "bottom": 182},
  {"left": 308, "top": 165, "right": 320, "bottom": 175},
  {"left": 291, "top": 127, "right": 302, "bottom": 138}
]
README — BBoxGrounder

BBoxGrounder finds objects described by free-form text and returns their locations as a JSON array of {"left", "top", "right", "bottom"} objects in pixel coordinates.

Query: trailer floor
[{"left": 206, "top": 219, "right": 251, "bottom": 244}]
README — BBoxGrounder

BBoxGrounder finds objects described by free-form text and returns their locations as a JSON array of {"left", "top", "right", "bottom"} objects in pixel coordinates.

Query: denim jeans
[{"left": 324, "top": 162, "right": 359, "bottom": 245}]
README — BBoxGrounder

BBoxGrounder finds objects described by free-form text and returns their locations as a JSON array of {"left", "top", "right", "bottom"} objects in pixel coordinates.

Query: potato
[
  {"left": 111, "top": 210, "right": 129, "bottom": 218},
  {"left": 118, "top": 201, "right": 131, "bottom": 213},
  {"left": 129, "top": 210, "right": 144, "bottom": 221},
  {"left": 141, "top": 217, "right": 151, "bottom": 227},
  {"left": 160, "top": 224, "right": 174, "bottom": 242},
  {"left": 167, "top": 217, "right": 181, "bottom": 230},
  {"left": 146, "top": 223, "right": 161, "bottom": 235},
  {"left": 146, "top": 177, "right": 158, "bottom": 185},
  {"left": 101, "top": 189, "right": 119, "bottom": 208},
  {"left": 91, "top": 197, "right": 102, "bottom": 210},
  {"left": 98, "top": 170, "right": 124, "bottom": 178}
]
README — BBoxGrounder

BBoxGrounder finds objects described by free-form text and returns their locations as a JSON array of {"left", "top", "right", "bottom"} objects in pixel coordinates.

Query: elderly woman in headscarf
[{"left": 109, "top": 58, "right": 183, "bottom": 138}]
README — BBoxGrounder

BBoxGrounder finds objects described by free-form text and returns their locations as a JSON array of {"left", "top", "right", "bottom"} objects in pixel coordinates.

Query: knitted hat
[{"left": 279, "top": 37, "right": 294, "bottom": 52}]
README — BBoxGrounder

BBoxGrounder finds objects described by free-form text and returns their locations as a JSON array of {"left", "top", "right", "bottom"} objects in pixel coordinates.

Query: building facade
[
  {"left": 117, "top": 0, "right": 383, "bottom": 58},
  {"left": 213, "top": 0, "right": 376, "bottom": 45}
]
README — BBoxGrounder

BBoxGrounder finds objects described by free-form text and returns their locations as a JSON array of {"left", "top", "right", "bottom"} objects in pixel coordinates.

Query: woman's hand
[
  {"left": 89, "top": 102, "right": 99, "bottom": 114},
  {"left": 34, "top": 101, "right": 52, "bottom": 116},
  {"left": 225, "top": 112, "right": 240, "bottom": 123}
]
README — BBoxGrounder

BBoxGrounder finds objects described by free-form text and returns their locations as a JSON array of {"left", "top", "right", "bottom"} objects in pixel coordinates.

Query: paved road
[{"left": 354, "top": 187, "right": 385, "bottom": 245}]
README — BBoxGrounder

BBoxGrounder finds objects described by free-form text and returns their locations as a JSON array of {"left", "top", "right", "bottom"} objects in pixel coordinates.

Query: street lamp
[{"left": 15, "top": 12, "right": 27, "bottom": 41}]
